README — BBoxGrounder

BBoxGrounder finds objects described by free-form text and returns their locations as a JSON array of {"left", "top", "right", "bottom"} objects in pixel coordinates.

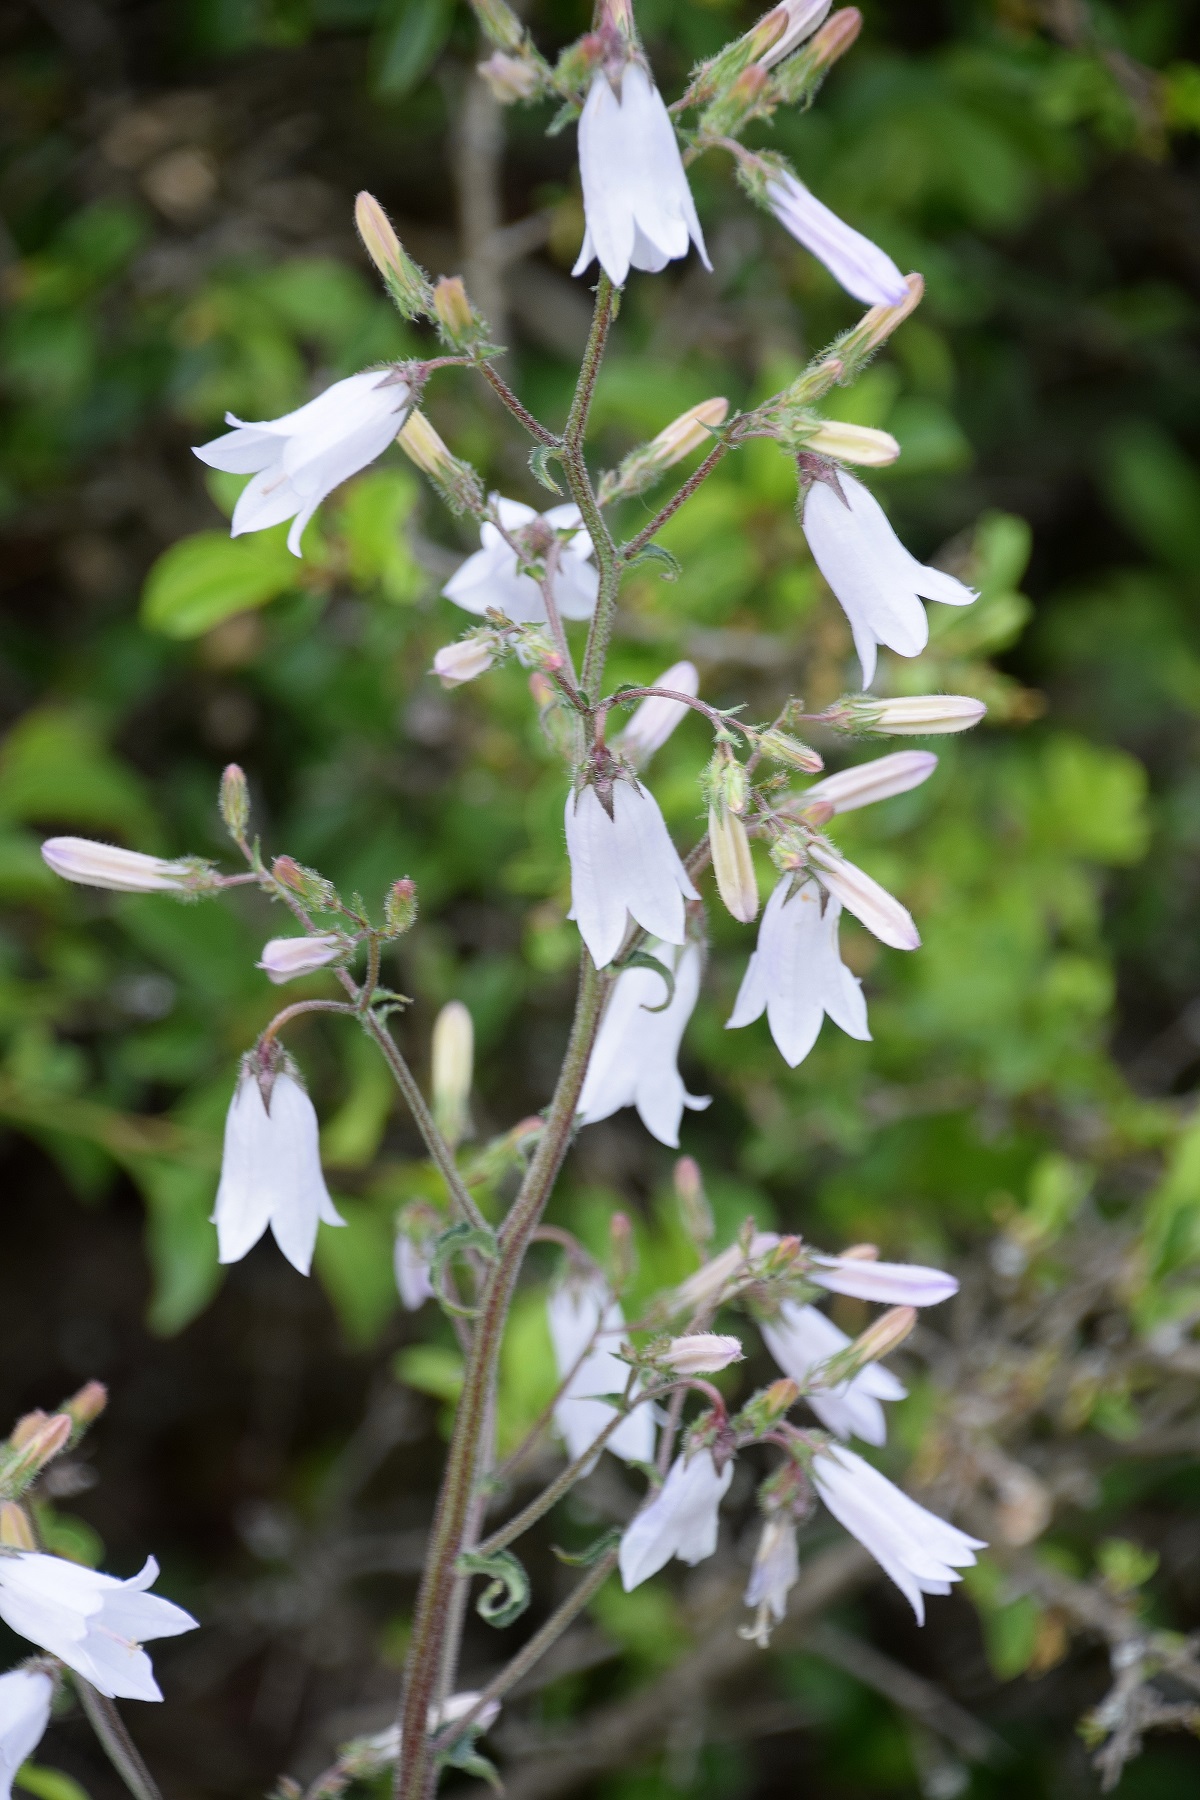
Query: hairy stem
[
  {"left": 479, "top": 362, "right": 559, "bottom": 445},
  {"left": 358, "top": 1006, "right": 488, "bottom": 1233},
  {"left": 394, "top": 954, "right": 609, "bottom": 1800},
  {"left": 76, "top": 1680, "right": 164, "bottom": 1800},
  {"left": 621, "top": 440, "right": 730, "bottom": 560}
]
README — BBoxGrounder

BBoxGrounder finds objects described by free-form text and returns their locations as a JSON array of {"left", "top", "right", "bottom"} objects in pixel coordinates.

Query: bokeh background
[{"left": 4, "top": 0, "right": 1200, "bottom": 1795}]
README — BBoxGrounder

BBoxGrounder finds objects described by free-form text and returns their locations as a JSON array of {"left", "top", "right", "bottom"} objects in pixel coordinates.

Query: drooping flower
[
  {"left": 743, "top": 1516, "right": 799, "bottom": 1643},
  {"left": 548, "top": 1275, "right": 655, "bottom": 1467},
  {"left": 193, "top": 369, "right": 413, "bottom": 558},
  {"left": 433, "top": 635, "right": 500, "bottom": 688},
  {"left": 41, "top": 838, "right": 192, "bottom": 894},
  {"left": 0, "top": 1668, "right": 52, "bottom": 1800},
  {"left": 619, "top": 1449, "right": 733, "bottom": 1590},
  {"left": 395, "top": 1234, "right": 435, "bottom": 1311},
  {"left": 805, "top": 843, "right": 920, "bottom": 951},
  {"left": 257, "top": 934, "right": 344, "bottom": 985},
  {"left": 808, "top": 1254, "right": 958, "bottom": 1308},
  {"left": 802, "top": 474, "right": 976, "bottom": 689},
  {"left": 443, "top": 499, "right": 597, "bottom": 624},
  {"left": 766, "top": 172, "right": 907, "bottom": 308},
  {"left": 615, "top": 661, "right": 699, "bottom": 764},
  {"left": 799, "top": 750, "right": 937, "bottom": 815},
  {"left": 574, "top": 64, "right": 710, "bottom": 289},
  {"left": 661, "top": 1333, "right": 744, "bottom": 1374},
  {"left": 760, "top": 1300, "right": 904, "bottom": 1445},
  {"left": 213, "top": 1057, "right": 344, "bottom": 1275},
  {"left": 565, "top": 778, "right": 697, "bottom": 970},
  {"left": 726, "top": 877, "right": 869, "bottom": 1067},
  {"left": 811, "top": 1444, "right": 986, "bottom": 1624},
  {"left": 577, "top": 940, "right": 710, "bottom": 1147},
  {"left": 0, "top": 1555, "right": 197, "bottom": 1702}
]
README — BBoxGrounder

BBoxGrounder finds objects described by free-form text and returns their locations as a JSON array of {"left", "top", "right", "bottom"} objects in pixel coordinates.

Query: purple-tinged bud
[
  {"left": 663, "top": 1333, "right": 744, "bottom": 1374},
  {"left": 41, "top": 838, "right": 191, "bottom": 895},
  {"left": 257, "top": 934, "right": 345, "bottom": 985},
  {"left": 384, "top": 878, "right": 418, "bottom": 937},
  {"left": 219, "top": 764, "right": 250, "bottom": 839},
  {"left": 64, "top": 1382, "right": 108, "bottom": 1429}
]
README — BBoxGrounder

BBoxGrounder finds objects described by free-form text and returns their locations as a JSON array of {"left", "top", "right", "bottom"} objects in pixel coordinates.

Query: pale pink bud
[
  {"left": 662, "top": 1333, "right": 744, "bottom": 1373},
  {"left": 800, "top": 751, "right": 937, "bottom": 815},
  {"left": 433, "top": 636, "right": 498, "bottom": 687},
  {"left": 848, "top": 1305, "right": 916, "bottom": 1362},
  {"left": 478, "top": 50, "right": 541, "bottom": 102},
  {"left": 810, "top": 1254, "right": 957, "bottom": 1307},
  {"left": 257, "top": 935, "right": 344, "bottom": 985},
  {"left": 807, "top": 844, "right": 919, "bottom": 951},
  {"left": 42, "top": 837, "right": 191, "bottom": 894}
]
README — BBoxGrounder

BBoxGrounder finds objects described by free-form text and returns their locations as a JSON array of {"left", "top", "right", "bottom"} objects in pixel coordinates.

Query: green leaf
[
  {"left": 552, "top": 1527, "right": 621, "bottom": 1567},
  {"left": 393, "top": 1343, "right": 465, "bottom": 1404},
  {"left": 625, "top": 541, "right": 682, "bottom": 581},
  {"left": 0, "top": 708, "right": 154, "bottom": 839},
  {"left": 314, "top": 1197, "right": 399, "bottom": 1347},
  {"left": 529, "top": 444, "right": 564, "bottom": 494},
  {"left": 373, "top": 0, "right": 457, "bottom": 98},
  {"left": 141, "top": 528, "right": 299, "bottom": 638},
  {"left": 132, "top": 1155, "right": 223, "bottom": 1337},
  {"left": 457, "top": 1546, "right": 531, "bottom": 1628},
  {"left": 17, "top": 1765, "right": 93, "bottom": 1800}
]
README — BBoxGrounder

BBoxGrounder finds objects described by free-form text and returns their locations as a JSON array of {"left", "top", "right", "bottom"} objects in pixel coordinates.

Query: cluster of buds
[
  {"left": 703, "top": 740, "right": 758, "bottom": 924},
  {"left": 0, "top": 1383, "right": 106, "bottom": 1523},
  {"left": 597, "top": 398, "right": 729, "bottom": 506},
  {"left": 694, "top": 6, "right": 860, "bottom": 142}
]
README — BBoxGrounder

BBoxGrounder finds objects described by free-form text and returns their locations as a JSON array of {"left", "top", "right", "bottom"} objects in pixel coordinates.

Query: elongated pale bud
[
  {"left": 257, "top": 934, "right": 344, "bottom": 985},
  {"left": 432, "top": 1001, "right": 474, "bottom": 1148},
  {"left": 355, "top": 192, "right": 434, "bottom": 321},
  {"left": 432, "top": 276, "right": 487, "bottom": 352},
  {"left": 399, "top": 412, "right": 485, "bottom": 517},
  {"left": 271, "top": 855, "right": 337, "bottom": 911},
  {"left": 469, "top": 0, "right": 527, "bottom": 50},
  {"left": 219, "top": 763, "right": 250, "bottom": 839},
  {"left": 809, "top": 1252, "right": 958, "bottom": 1307},
  {"left": 797, "top": 751, "right": 937, "bottom": 816},
  {"left": 807, "top": 843, "right": 919, "bottom": 950},
  {"left": 849, "top": 1305, "right": 917, "bottom": 1363},
  {"left": 434, "top": 634, "right": 500, "bottom": 688},
  {"left": 41, "top": 837, "right": 192, "bottom": 894},
  {"left": 710, "top": 804, "right": 758, "bottom": 923},
  {"left": 663, "top": 1332, "right": 744, "bottom": 1374},
  {"left": 478, "top": 50, "right": 542, "bottom": 101},
  {"left": 599, "top": 400, "right": 728, "bottom": 505},
  {"left": 837, "top": 273, "right": 924, "bottom": 371},
  {"left": 2, "top": 1413, "right": 71, "bottom": 1491},
  {"left": 754, "top": 0, "right": 832, "bottom": 66},
  {"left": 805, "top": 421, "right": 899, "bottom": 466},
  {"left": 64, "top": 1381, "right": 107, "bottom": 1429},
  {"left": 0, "top": 1503, "right": 35, "bottom": 1549},
  {"left": 756, "top": 728, "right": 823, "bottom": 774},
  {"left": 846, "top": 695, "right": 988, "bottom": 735},
  {"left": 617, "top": 662, "right": 700, "bottom": 762},
  {"left": 384, "top": 877, "right": 418, "bottom": 937},
  {"left": 675, "top": 1155, "right": 714, "bottom": 1252}
]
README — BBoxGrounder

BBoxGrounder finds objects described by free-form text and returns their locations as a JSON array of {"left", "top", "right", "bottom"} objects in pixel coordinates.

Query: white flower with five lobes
[
  {"left": 443, "top": 498, "right": 597, "bottom": 624},
  {"left": 808, "top": 1254, "right": 959, "bottom": 1307},
  {"left": 726, "top": 878, "right": 869, "bottom": 1068},
  {"left": 806, "top": 841, "right": 920, "bottom": 951},
  {"left": 351, "top": 1690, "right": 501, "bottom": 1765},
  {"left": 811, "top": 1444, "right": 986, "bottom": 1623},
  {"left": 547, "top": 1276, "right": 656, "bottom": 1467},
  {"left": 0, "top": 1555, "right": 197, "bottom": 1702},
  {"left": 395, "top": 1234, "right": 435, "bottom": 1311},
  {"left": 766, "top": 172, "right": 908, "bottom": 308},
  {"left": 577, "top": 940, "right": 710, "bottom": 1148},
  {"left": 662, "top": 1333, "right": 744, "bottom": 1374},
  {"left": 433, "top": 636, "right": 500, "bottom": 688},
  {"left": 574, "top": 63, "right": 710, "bottom": 289},
  {"left": 213, "top": 1060, "right": 345, "bottom": 1275},
  {"left": 619, "top": 1449, "right": 733, "bottom": 1590},
  {"left": 798, "top": 750, "right": 937, "bottom": 816},
  {"left": 760, "top": 1300, "right": 905, "bottom": 1445},
  {"left": 41, "top": 838, "right": 191, "bottom": 894},
  {"left": 0, "top": 1668, "right": 52, "bottom": 1800},
  {"left": 614, "top": 661, "right": 700, "bottom": 764},
  {"left": 257, "top": 935, "right": 344, "bottom": 985},
  {"left": 744, "top": 1516, "right": 800, "bottom": 1636},
  {"left": 193, "top": 369, "right": 413, "bottom": 558},
  {"left": 802, "top": 473, "right": 976, "bottom": 690},
  {"left": 565, "top": 778, "right": 698, "bottom": 970}
]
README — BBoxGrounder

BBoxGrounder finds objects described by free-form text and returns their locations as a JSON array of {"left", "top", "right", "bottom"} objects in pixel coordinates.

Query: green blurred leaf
[
  {"left": 315, "top": 1196, "right": 399, "bottom": 1346},
  {"left": 17, "top": 1765, "right": 93, "bottom": 1800},
  {"left": 0, "top": 709, "right": 153, "bottom": 838},
  {"left": 141, "top": 528, "right": 300, "bottom": 638},
  {"left": 373, "top": 0, "right": 456, "bottom": 97}
]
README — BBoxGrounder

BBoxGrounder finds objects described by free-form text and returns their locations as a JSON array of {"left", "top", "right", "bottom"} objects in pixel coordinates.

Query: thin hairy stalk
[
  {"left": 563, "top": 276, "right": 614, "bottom": 450},
  {"left": 538, "top": 541, "right": 576, "bottom": 685},
  {"left": 598, "top": 686, "right": 752, "bottom": 740},
  {"left": 436, "top": 1376, "right": 498, "bottom": 1710},
  {"left": 394, "top": 955, "right": 609, "bottom": 1800},
  {"left": 259, "top": 998, "right": 358, "bottom": 1045},
  {"left": 479, "top": 361, "right": 559, "bottom": 445},
  {"left": 621, "top": 440, "right": 730, "bottom": 560},
  {"left": 430, "top": 1548, "right": 621, "bottom": 1750},
  {"left": 76, "top": 1679, "right": 164, "bottom": 1800}
]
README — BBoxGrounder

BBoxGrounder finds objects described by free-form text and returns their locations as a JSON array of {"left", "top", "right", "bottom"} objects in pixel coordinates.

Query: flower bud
[
  {"left": 662, "top": 1332, "right": 744, "bottom": 1374},
  {"left": 598, "top": 400, "right": 728, "bottom": 505},
  {"left": 753, "top": 0, "right": 832, "bottom": 67},
  {"left": 355, "top": 192, "right": 434, "bottom": 321},
  {"left": 41, "top": 837, "right": 192, "bottom": 895},
  {"left": 8, "top": 1413, "right": 47, "bottom": 1451},
  {"left": 771, "top": 5, "right": 861, "bottom": 102},
  {"left": 257, "top": 934, "right": 344, "bottom": 985},
  {"left": 219, "top": 763, "right": 250, "bottom": 839},
  {"left": 64, "top": 1381, "right": 107, "bottom": 1429},
  {"left": 432, "top": 276, "right": 486, "bottom": 351},
  {"left": 734, "top": 1377, "right": 801, "bottom": 1434},
  {"left": 807, "top": 843, "right": 919, "bottom": 951},
  {"left": 2, "top": 1413, "right": 71, "bottom": 1491},
  {"left": 796, "top": 751, "right": 936, "bottom": 815},
  {"left": 709, "top": 805, "right": 758, "bottom": 924},
  {"left": 433, "top": 634, "right": 500, "bottom": 688},
  {"left": 836, "top": 272, "right": 924, "bottom": 370},
  {"left": 805, "top": 421, "right": 900, "bottom": 467},
  {"left": 478, "top": 50, "right": 542, "bottom": 102},
  {"left": 270, "top": 856, "right": 337, "bottom": 912},
  {"left": 854, "top": 695, "right": 987, "bottom": 735},
  {"left": 469, "top": 0, "right": 527, "bottom": 52},
  {"left": 848, "top": 1305, "right": 917, "bottom": 1363},
  {"left": 674, "top": 1156, "right": 714, "bottom": 1252},
  {"left": 756, "top": 729, "right": 823, "bottom": 773},
  {"left": 432, "top": 1000, "right": 473, "bottom": 1149},
  {"left": 0, "top": 1503, "right": 35, "bottom": 1550},
  {"left": 399, "top": 412, "right": 485, "bottom": 517},
  {"left": 384, "top": 877, "right": 418, "bottom": 937}
]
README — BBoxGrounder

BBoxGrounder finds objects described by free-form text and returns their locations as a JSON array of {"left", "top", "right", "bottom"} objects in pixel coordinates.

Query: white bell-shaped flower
[
  {"left": 193, "top": 369, "right": 412, "bottom": 557},
  {"left": 443, "top": 499, "right": 598, "bottom": 624},
  {"left": 574, "top": 64, "right": 710, "bottom": 289},
  {"left": 0, "top": 1554, "right": 197, "bottom": 1702},
  {"left": 0, "top": 1669, "right": 52, "bottom": 1800},
  {"left": 812, "top": 1444, "right": 986, "bottom": 1624},
  {"left": 565, "top": 777, "right": 698, "bottom": 969},
  {"left": 761, "top": 1300, "right": 905, "bottom": 1445},
  {"left": 743, "top": 1516, "right": 799, "bottom": 1641},
  {"left": 577, "top": 940, "right": 710, "bottom": 1147},
  {"left": 395, "top": 1234, "right": 435, "bottom": 1311},
  {"left": 619, "top": 1449, "right": 733, "bottom": 1590},
  {"left": 213, "top": 1057, "right": 344, "bottom": 1275},
  {"left": 547, "top": 1275, "right": 655, "bottom": 1467},
  {"left": 767, "top": 172, "right": 907, "bottom": 308},
  {"left": 726, "top": 877, "right": 869, "bottom": 1067},
  {"left": 802, "top": 474, "right": 976, "bottom": 689}
]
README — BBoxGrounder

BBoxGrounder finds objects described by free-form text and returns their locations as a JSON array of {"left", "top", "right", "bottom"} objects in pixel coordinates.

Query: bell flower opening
[
  {"left": 619, "top": 1448, "right": 733, "bottom": 1590},
  {"left": 548, "top": 1276, "right": 656, "bottom": 1468},
  {"left": 444, "top": 498, "right": 597, "bottom": 625},
  {"left": 0, "top": 1554, "right": 197, "bottom": 1702},
  {"left": 213, "top": 1061, "right": 345, "bottom": 1275},
  {"left": 761, "top": 1300, "right": 905, "bottom": 1444},
  {"left": 565, "top": 778, "right": 698, "bottom": 970},
  {"left": 577, "top": 940, "right": 710, "bottom": 1147},
  {"left": 727, "top": 877, "right": 869, "bottom": 1067}
]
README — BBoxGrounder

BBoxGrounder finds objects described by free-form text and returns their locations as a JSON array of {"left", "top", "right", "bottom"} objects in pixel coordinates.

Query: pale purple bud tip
[
  {"left": 41, "top": 837, "right": 190, "bottom": 894},
  {"left": 663, "top": 1332, "right": 744, "bottom": 1374},
  {"left": 766, "top": 173, "right": 908, "bottom": 308},
  {"left": 257, "top": 935, "right": 345, "bottom": 985},
  {"left": 810, "top": 1254, "right": 958, "bottom": 1307}
]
